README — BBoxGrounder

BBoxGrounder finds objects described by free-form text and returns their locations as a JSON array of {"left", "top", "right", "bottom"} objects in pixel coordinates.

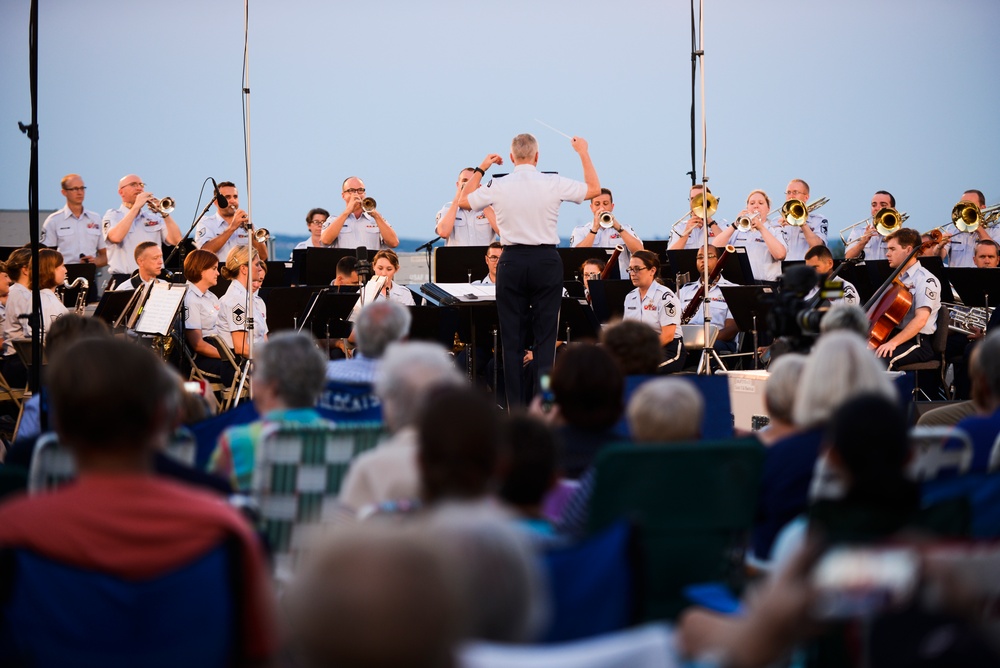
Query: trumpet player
[
  {"left": 938, "top": 189, "right": 995, "bottom": 267},
  {"left": 668, "top": 184, "right": 724, "bottom": 250},
  {"left": 712, "top": 190, "right": 788, "bottom": 282},
  {"left": 41, "top": 174, "right": 107, "bottom": 268},
  {"left": 435, "top": 168, "right": 499, "bottom": 246},
  {"left": 103, "top": 174, "right": 181, "bottom": 278},
  {"left": 569, "top": 188, "right": 642, "bottom": 278},
  {"left": 196, "top": 181, "right": 269, "bottom": 262},
  {"left": 777, "top": 179, "right": 827, "bottom": 260},
  {"left": 844, "top": 190, "right": 895, "bottom": 260},
  {"left": 320, "top": 176, "right": 399, "bottom": 249}
]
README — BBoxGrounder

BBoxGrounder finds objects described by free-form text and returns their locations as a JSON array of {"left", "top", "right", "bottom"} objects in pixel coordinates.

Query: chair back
[
  {"left": 0, "top": 543, "right": 236, "bottom": 668},
  {"left": 28, "top": 433, "right": 76, "bottom": 494},
  {"left": 251, "top": 421, "right": 386, "bottom": 575},
  {"left": 587, "top": 439, "right": 764, "bottom": 621},
  {"left": 931, "top": 306, "right": 950, "bottom": 355},
  {"left": 205, "top": 334, "right": 249, "bottom": 410},
  {"left": 907, "top": 425, "right": 974, "bottom": 481}
]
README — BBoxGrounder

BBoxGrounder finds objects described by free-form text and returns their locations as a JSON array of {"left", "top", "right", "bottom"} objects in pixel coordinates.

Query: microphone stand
[
  {"left": 234, "top": 0, "right": 256, "bottom": 407},
  {"left": 415, "top": 236, "right": 443, "bottom": 280},
  {"left": 163, "top": 196, "right": 218, "bottom": 272}
]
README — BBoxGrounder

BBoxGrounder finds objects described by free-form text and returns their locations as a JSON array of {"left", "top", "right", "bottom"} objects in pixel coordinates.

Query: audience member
[
  {"left": 209, "top": 331, "right": 331, "bottom": 491},
  {"left": 339, "top": 341, "right": 464, "bottom": 513},
  {"left": 600, "top": 319, "right": 663, "bottom": 377},
  {"left": 497, "top": 415, "right": 560, "bottom": 542},
  {"left": 818, "top": 303, "right": 869, "bottom": 337},
  {"left": 326, "top": 300, "right": 411, "bottom": 385},
  {"left": 757, "top": 353, "right": 807, "bottom": 446},
  {"left": 945, "top": 332, "right": 1000, "bottom": 472},
  {"left": 0, "top": 338, "right": 277, "bottom": 664}
]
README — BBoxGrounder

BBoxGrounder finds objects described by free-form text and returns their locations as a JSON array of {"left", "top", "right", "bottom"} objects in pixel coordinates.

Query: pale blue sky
[{"left": 2, "top": 0, "right": 998, "bottom": 249}]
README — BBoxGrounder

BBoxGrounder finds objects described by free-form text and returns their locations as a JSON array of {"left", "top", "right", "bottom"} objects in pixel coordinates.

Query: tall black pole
[
  {"left": 18, "top": 0, "right": 42, "bottom": 397},
  {"left": 688, "top": 0, "right": 698, "bottom": 186}
]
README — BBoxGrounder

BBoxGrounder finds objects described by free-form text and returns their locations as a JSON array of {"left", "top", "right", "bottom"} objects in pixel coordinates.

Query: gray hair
[
  {"left": 974, "top": 331, "right": 1000, "bottom": 398},
  {"left": 792, "top": 331, "right": 897, "bottom": 428},
  {"left": 355, "top": 301, "right": 411, "bottom": 359},
  {"left": 254, "top": 331, "right": 328, "bottom": 408},
  {"left": 510, "top": 133, "right": 538, "bottom": 161},
  {"left": 764, "top": 353, "right": 808, "bottom": 424},
  {"left": 626, "top": 378, "right": 703, "bottom": 442},
  {"left": 820, "top": 303, "right": 869, "bottom": 337},
  {"left": 374, "top": 341, "right": 465, "bottom": 431}
]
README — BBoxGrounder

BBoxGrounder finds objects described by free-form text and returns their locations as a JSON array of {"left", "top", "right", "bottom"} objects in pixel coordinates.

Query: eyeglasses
[
  {"left": 343, "top": 188, "right": 366, "bottom": 195},
  {"left": 584, "top": 272, "right": 601, "bottom": 280},
  {"left": 65, "top": 186, "right": 87, "bottom": 192},
  {"left": 308, "top": 219, "right": 326, "bottom": 226},
  {"left": 486, "top": 255, "right": 501, "bottom": 262},
  {"left": 123, "top": 182, "right": 145, "bottom": 189},
  {"left": 785, "top": 189, "right": 806, "bottom": 196},
  {"left": 626, "top": 266, "right": 651, "bottom": 274}
]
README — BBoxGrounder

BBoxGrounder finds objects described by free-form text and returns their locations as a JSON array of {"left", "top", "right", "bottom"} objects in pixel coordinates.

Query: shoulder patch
[
  {"left": 232, "top": 304, "right": 246, "bottom": 326},
  {"left": 196, "top": 228, "right": 207, "bottom": 238},
  {"left": 925, "top": 287, "right": 937, "bottom": 300},
  {"left": 666, "top": 302, "right": 677, "bottom": 317},
  {"left": 103, "top": 220, "right": 110, "bottom": 232}
]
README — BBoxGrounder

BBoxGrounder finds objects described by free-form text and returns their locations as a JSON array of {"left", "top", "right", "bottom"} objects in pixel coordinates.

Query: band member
[
  {"left": 938, "top": 189, "right": 995, "bottom": 267},
  {"left": 623, "top": 250, "right": 686, "bottom": 373},
  {"left": 320, "top": 177, "right": 399, "bottom": 249},
  {"left": 668, "top": 184, "right": 724, "bottom": 250},
  {"left": 103, "top": 175, "right": 182, "bottom": 277},
  {"left": 803, "top": 245, "right": 860, "bottom": 306},
  {"left": 974, "top": 239, "right": 1000, "bottom": 268},
  {"left": 195, "top": 181, "right": 268, "bottom": 261},
  {"left": 182, "top": 249, "right": 221, "bottom": 362},
  {"left": 30, "top": 249, "right": 70, "bottom": 341},
  {"left": 777, "top": 179, "right": 827, "bottom": 260},
  {"left": 41, "top": 174, "right": 107, "bottom": 267},
  {"left": 712, "top": 190, "right": 788, "bottom": 282},
  {"left": 465, "top": 133, "right": 600, "bottom": 406},
  {"left": 474, "top": 243, "right": 503, "bottom": 286},
  {"left": 370, "top": 250, "right": 415, "bottom": 306},
  {"left": 0, "top": 262, "right": 9, "bottom": 342},
  {"left": 845, "top": 190, "right": 896, "bottom": 260},
  {"left": 875, "top": 228, "right": 941, "bottom": 370},
  {"left": 333, "top": 256, "right": 361, "bottom": 288},
  {"left": 1, "top": 250, "right": 31, "bottom": 387},
  {"left": 216, "top": 246, "right": 268, "bottom": 358},
  {"left": 115, "top": 242, "right": 166, "bottom": 291},
  {"left": 569, "top": 187, "right": 642, "bottom": 277},
  {"left": 435, "top": 168, "right": 498, "bottom": 246},
  {"left": 292, "top": 208, "right": 332, "bottom": 258},
  {"left": 578, "top": 257, "right": 605, "bottom": 298},
  {"left": 678, "top": 245, "right": 739, "bottom": 353}
]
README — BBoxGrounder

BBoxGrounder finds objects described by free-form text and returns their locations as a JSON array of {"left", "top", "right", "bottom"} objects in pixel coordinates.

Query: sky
[{"left": 2, "top": 0, "right": 998, "bottom": 251}]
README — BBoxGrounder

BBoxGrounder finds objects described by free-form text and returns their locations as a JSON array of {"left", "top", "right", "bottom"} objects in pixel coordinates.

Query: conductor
[{"left": 465, "top": 133, "right": 600, "bottom": 406}]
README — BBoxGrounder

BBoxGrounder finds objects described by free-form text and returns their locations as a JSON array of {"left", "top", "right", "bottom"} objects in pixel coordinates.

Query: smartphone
[
  {"left": 183, "top": 380, "right": 204, "bottom": 396},
  {"left": 539, "top": 372, "right": 555, "bottom": 414},
  {"left": 811, "top": 546, "right": 919, "bottom": 619}
]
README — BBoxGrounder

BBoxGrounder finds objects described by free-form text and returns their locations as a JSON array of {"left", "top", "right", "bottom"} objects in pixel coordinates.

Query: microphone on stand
[{"left": 210, "top": 178, "right": 229, "bottom": 209}]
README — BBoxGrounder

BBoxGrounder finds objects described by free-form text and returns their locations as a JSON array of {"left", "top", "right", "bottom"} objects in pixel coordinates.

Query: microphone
[{"left": 210, "top": 178, "right": 229, "bottom": 209}]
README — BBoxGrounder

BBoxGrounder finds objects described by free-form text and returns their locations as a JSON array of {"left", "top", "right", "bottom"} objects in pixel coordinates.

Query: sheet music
[
  {"left": 435, "top": 283, "right": 497, "bottom": 302},
  {"left": 134, "top": 282, "right": 187, "bottom": 335}
]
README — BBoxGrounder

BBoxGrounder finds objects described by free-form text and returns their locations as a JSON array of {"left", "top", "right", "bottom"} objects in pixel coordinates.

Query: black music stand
[
  {"left": 643, "top": 240, "right": 670, "bottom": 265},
  {"left": 407, "top": 305, "right": 460, "bottom": 349},
  {"left": 434, "top": 246, "right": 489, "bottom": 284},
  {"left": 297, "top": 291, "right": 359, "bottom": 340},
  {"left": 587, "top": 279, "right": 633, "bottom": 323},
  {"left": 666, "top": 249, "right": 698, "bottom": 289},
  {"left": 260, "top": 286, "right": 321, "bottom": 332},
  {"left": 557, "top": 298, "right": 600, "bottom": 343},
  {"left": 720, "top": 246, "right": 756, "bottom": 285},
  {"left": 261, "top": 261, "right": 293, "bottom": 288},
  {"left": 93, "top": 290, "right": 138, "bottom": 328},
  {"left": 563, "top": 280, "right": 586, "bottom": 300},
  {"left": 947, "top": 268, "right": 1000, "bottom": 309},
  {"left": 838, "top": 260, "right": 877, "bottom": 305},
  {"left": 862, "top": 259, "right": 892, "bottom": 298},
  {"left": 0, "top": 247, "right": 21, "bottom": 263},
  {"left": 557, "top": 248, "right": 616, "bottom": 282},
  {"left": 300, "top": 248, "right": 377, "bottom": 286},
  {"left": 720, "top": 285, "right": 778, "bottom": 370}
]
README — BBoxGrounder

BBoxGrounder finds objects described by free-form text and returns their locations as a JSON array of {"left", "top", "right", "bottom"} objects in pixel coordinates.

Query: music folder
[{"left": 134, "top": 282, "right": 187, "bottom": 336}]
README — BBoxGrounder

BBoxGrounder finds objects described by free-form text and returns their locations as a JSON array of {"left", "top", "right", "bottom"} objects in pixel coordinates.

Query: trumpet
[
  {"left": 598, "top": 211, "right": 616, "bottom": 229},
  {"left": 735, "top": 211, "right": 761, "bottom": 232},
  {"left": 839, "top": 207, "right": 910, "bottom": 246},
  {"left": 253, "top": 227, "right": 270, "bottom": 243},
  {"left": 770, "top": 196, "right": 829, "bottom": 226},
  {"left": 951, "top": 201, "right": 1000, "bottom": 233},
  {"left": 362, "top": 197, "right": 377, "bottom": 213},
  {"left": 146, "top": 196, "right": 175, "bottom": 216}
]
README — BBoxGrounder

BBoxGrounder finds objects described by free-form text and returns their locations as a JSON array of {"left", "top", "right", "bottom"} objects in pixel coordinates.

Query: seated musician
[
  {"left": 678, "top": 244, "right": 739, "bottom": 354},
  {"left": 622, "top": 250, "right": 685, "bottom": 373},
  {"left": 181, "top": 249, "right": 227, "bottom": 379},
  {"left": 473, "top": 242, "right": 503, "bottom": 286},
  {"left": 370, "top": 249, "right": 414, "bottom": 306},
  {"left": 803, "top": 245, "right": 860, "bottom": 306},
  {"left": 114, "top": 241, "right": 166, "bottom": 292},
  {"left": 874, "top": 228, "right": 942, "bottom": 370},
  {"left": 216, "top": 246, "right": 268, "bottom": 358},
  {"left": 332, "top": 256, "right": 361, "bottom": 289}
]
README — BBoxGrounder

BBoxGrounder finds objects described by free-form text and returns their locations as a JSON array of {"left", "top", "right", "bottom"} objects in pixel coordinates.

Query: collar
[{"left": 513, "top": 164, "right": 538, "bottom": 173}]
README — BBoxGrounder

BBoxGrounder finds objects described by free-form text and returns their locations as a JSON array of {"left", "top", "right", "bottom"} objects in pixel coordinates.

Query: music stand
[
  {"left": 261, "top": 261, "right": 293, "bottom": 288},
  {"left": 947, "top": 268, "right": 1000, "bottom": 309},
  {"left": 720, "top": 285, "right": 777, "bottom": 370},
  {"left": 259, "top": 286, "right": 320, "bottom": 332},
  {"left": 667, "top": 249, "right": 699, "bottom": 287},
  {"left": 407, "top": 305, "right": 460, "bottom": 349},
  {"left": 643, "top": 240, "right": 670, "bottom": 265},
  {"left": 298, "top": 291, "right": 359, "bottom": 340},
  {"left": 557, "top": 297, "right": 600, "bottom": 342},
  {"left": 587, "top": 279, "right": 633, "bottom": 323},
  {"left": 301, "top": 248, "right": 377, "bottom": 286},
  {"left": 0, "top": 247, "right": 21, "bottom": 263},
  {"left": 563, "top": 280, "right": 586, "bottom": 300},
  {"left": 93, "top": 289, "right": 140, "bottom": 329},
  {"left": 434, "top": 245, "right": 489, "bottom": 284},
  {"left": 557, "top": 248, "right": 616, "bottom": 282},
  {"left": 838, "top": 260, "right": 876, "bottom": 305},
  {"left": 720, "top": 246, "right": 756, "bottom": 285}
]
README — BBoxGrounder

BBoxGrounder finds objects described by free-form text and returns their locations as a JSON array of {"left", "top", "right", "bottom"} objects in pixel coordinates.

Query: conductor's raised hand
[
  {"left": 479, "top": 154, "right": 503, "bottom": 172},
  {"left": 571, "top": 136, "right": 589, "bottom": 154}
]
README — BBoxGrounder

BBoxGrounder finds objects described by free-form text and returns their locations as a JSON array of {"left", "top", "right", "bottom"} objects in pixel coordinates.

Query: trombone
[
  {"left": 669, "top": 191, "right": 720, "bottom": 235},
  {"left": 768, "top": 196, "right": 829, "bottom": 226},
  {"left": 951, "top": 200, "right": 1000, "bottom": 233},
  {"left": 839, "top": 207, "right": 909, "bottom": 246}
]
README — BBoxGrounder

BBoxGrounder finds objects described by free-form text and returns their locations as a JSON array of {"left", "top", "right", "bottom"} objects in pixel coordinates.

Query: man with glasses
[
  {"left": 41, "top": 174, "right": 107, "bottom": 268},
  {"left": 474, "top": 243, "right": 503, "bottom": 285},
  {"left": 103, "top": 174, "right": 182, "bottom": 283},
  {"left": 668, "top": 184, "right": 725, "bottom": 251},
  {"left": 320, "top": 177, "right": 399, "bottom": 250},
  {"left": 777, "top": 178, "right": 827, "bottom": 261},
  {"left": 678, "top": 245, "right": 740, "bottom": 353},
  {"left": 569, "top": 187, "right": 642, "bottom": 278},
  {"left": 936, "top": 189, "right": 995, "bottom": 268},
  {"left": 194, "top": 181, "right": 268, "bottom": 262},
  {"left": 845, "top": 190, "right": 896, "bottom": 261},
  {"left": 435, "top": 168, "right": 498, "bottom": 246}
]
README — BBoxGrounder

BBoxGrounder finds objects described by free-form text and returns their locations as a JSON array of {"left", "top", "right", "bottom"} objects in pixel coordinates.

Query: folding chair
[{"left": 205, "top": 334, "right": 250, "bottom": 411}]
